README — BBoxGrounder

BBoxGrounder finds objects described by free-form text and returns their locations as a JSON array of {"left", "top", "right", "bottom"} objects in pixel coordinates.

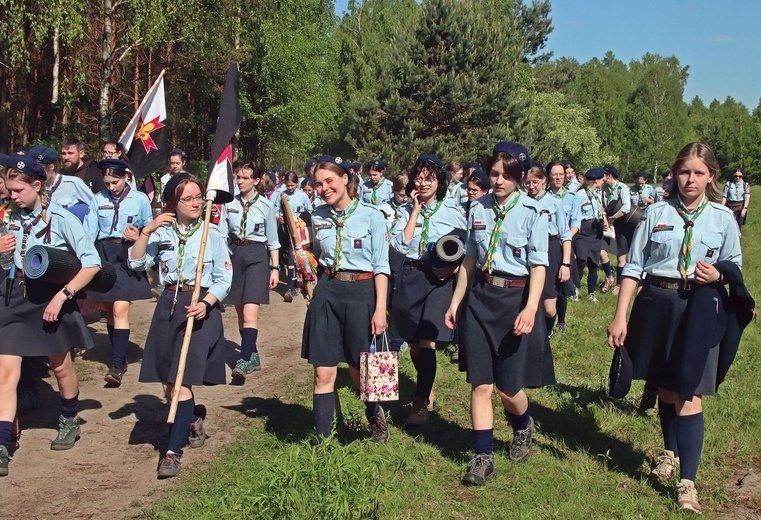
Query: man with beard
[{"left": 60, "top": 137, "right": 105, "bottom": 193}]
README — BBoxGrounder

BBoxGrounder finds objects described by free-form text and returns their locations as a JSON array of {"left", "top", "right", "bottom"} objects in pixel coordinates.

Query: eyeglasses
[
  {"left": 102, "top": 149, "right": 117, "bottom": 156},
  {"left": 734, "top": 175, "right": 743, "bottom": 179},
  {"left": 178, "top": 195, "right": 204, "bottom": 204},
  {"left": 414, "top": 175, "right": 436, "bottom": 185},
  {"left": 466, "top": 188, "right": 485, "bottom": 194}
]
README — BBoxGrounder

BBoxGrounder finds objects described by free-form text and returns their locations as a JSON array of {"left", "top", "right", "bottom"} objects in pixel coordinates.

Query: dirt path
[{"left": 2, "top": 292, "right": 310, "bottom": 519}]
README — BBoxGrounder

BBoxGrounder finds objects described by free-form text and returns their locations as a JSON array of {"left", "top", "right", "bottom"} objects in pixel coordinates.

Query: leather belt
[
  {"left": 649, "top": 276, "right": 694, "bottom": 291},
  {"left": 483, "top": 274, "right": 527, "bottom": 288},
  {"left": 232, "top": 238, "right": 258, "bottom": 246},
  {"left": 549, "top": 234, "right": 559, "bottom": 239},
  {"left": 101, "top": 238, "right": 133, "bottom": 244},
  {"left": 165, "top": 283, "right": 208, "bottom": 292},
  {"left": 322, "top": 269, "right": 374, "bottom": 282}
]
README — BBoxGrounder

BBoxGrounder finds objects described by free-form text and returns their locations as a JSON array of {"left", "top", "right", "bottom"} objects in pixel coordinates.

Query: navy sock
[
  {"left": 557, "top": 295, "right": 568, "bottom": 322},
  {"left": 587, "top": 266, "right": 598, "bottom": 294},
  {"left": 658, "top": 398, "right": 679, "bottom": 456},
  {"left": 60, "top": 393, "right": 79, "bottom": 418},
  {"left": 414, "top": 348, "right": 437, "bottom": 400},
  {"left": 240, "top": 328, "right": 259, "bottom": 359},
  {"left": 616, "top": 265, "right": 623, "bottom": 284},
  {"left": 472, "top": 428, "right": 494, "bottom": 455},
  {"left": 167, "top": 396, "right": 194, "bottom": 454},
  {"left": 111, "top": 329, "right": 130, "bottom": 369},
  {"left": 0, "top": 421, "right": 12, "bottom": 447},
  {"left": 364, "top": 402, "right": 379, "bottom": 422},
  {"left": 676, "top": 413, "right": 704, "bottom": 482},
  {"left": 313, "top": 392, "right": 335, "bottom": 438},
  {"left": 410, "top": 348, "right": 422, "bottom": 373},
  {"left": 287, "top": 267, "right": 296, "bottom": 289},
  {"left": 107, "top": 324, "right": 115, "bottom": 344},
  {"left": 506, "top": 404, "right": 531, "bottom": 432},
  {"left": 601, "top": 261, "right": 612, "bottom": 277},
  {"left": 545, "top": 314, "right": 556, "bottom": 334},
  {"left": 18, "top": 357, "right": 36, "bottom": 393}
]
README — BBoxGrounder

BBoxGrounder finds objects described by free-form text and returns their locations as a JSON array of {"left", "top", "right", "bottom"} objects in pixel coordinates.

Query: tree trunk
[
  {"left": 0, "top": 68, "right": 8, "bottom": 153},
  {"left": 51, "top": 23, "right": 61, "bottom": 131},
  {"left": 134, "top": 51, "right": 139, "bottom": 110},
  {"left": 100, "top": 0, "right": 114, "bottom": 140}
]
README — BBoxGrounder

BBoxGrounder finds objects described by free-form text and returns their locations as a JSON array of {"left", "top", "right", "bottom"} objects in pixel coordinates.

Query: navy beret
[
  {"left": 304, "top": 158, "right": 317, "bottom": 170},
  {"left": 492, "top": 141, "right": 531, "bottom": 173},
  {"left": 736, "top": 167, "right": 745, "bottom": 174},
  {"left": 415, "top": 153, "right": 443, "bottom": 169},
  {"left": 603, "top": 164, "right": 620, "bottom": 178},
  {"left": 634, "top": 170, "right": 648, "bottom": 179},
  {"left": 562, "top": 161, "right": 575, "bottom": 169},
  {"left": 663, "top": 178, "right": 674, "bottom": 190},
  {"left": 97, "top": 159, "right": 131, "bottom": 172},
  {"left": 28, "top": 145, "right": 59, "bottom": 165},
  {"left": 585, "top": 167, "right": 604, "bottom": 180},
  {"left": 469, "top": 168, "right": 490, "bottom": 187},
  {"left": 0, "top": 153, "right": 10, "bottom": 168},
  {"left": 12, "top": 146, "right": 29, "bottom": 154},
  {"left": 530, "top": 159, "right": 545, "bottom": 174},
  {"left": 170, "top": 149, "right": 188, "bottom": 160},
  {"left": 464, "top": 161, "right": 481, "bottom": 171},
  {"left": 162, "top": 173, "right": 192, "bottom": 204},
  {"left": 274, "top": 166, "right": 285, "bottom": 174},
  {"left": 8, "top": 154, "right": 46, "bottom": 181},
  {"left": 266, "top": 169, "right": 277, "bottom": 184},
  {"left": 608, "top": 346, "right": 633, "bottom": 399},
  {"left": 316, "top": 155, "right": 351, "bottom": 175},
  {"left": 366, "top": 159, "right": 385, "bottom": 170}
]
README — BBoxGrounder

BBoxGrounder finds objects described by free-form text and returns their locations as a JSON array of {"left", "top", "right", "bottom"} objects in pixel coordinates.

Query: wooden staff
[
  {"left": 167, "top": 198, "right": 214, "bottom": 423},
  {"left": 280, "top": 193, "right": 316, "bottom": 300}
]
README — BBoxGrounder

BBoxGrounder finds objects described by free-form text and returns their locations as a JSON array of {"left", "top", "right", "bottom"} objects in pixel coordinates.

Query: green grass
[{"left": 142, "top": 190, "right": 761, "bottom": 519}]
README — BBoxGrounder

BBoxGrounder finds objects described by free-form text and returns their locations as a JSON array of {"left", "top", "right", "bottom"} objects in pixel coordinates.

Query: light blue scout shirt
[
  {"left": 83, "top": 188, "right": 153, "bottom": 240},
  {"left": 8, "top": 202, "right": 101, "bottom": 270},
  {"left": 390, "top": 198, "right": 467, "bottom": 261},
  {"left": 578, "top": 188, "right": 603, "bottom": 221},
  {"left": 567, "top": 177, "right": 582, "bottom": 193},
  {"left": 128, "top": 223, "right": 232, "bottom": 302},
  {"left": 464, "top": 195, "right": 549, "bottom": 275},
  {"left": 532, "top": 193, "right": 571, "bottom": 242},
  {"left": 274, "top": 189, "right": 312, "bottom": 217},
  {"left": 604, "top": 181, "right": 631, "bottom": 214},
  {"left": 622, "top": 197, "right": 742, "bottom": 280},
  {"left": 361, "top": 178, "right": 393, "bottom": 206},
  {"left": 630, "top": 183, "right": 656, "bottom": 208},
  {"left": 723, "top": 180, "right": 750, "bottom": 202},
  {"left": 311, "top": 201, "right": 390, "bottom": 275},
  {"left": 445, "top": 181, "right": 468, "bottom": 205},
  {"left": 48, "top": 173, "right": 94, "bottom": 209},
  {"left": 224, "top": 193, "right": 280, "bottom": 250},
  {"left": 550, "top": 188, "right": 581, "bottom": 232}
]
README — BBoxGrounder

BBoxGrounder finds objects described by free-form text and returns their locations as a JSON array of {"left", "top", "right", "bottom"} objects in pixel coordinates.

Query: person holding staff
[
  {"left": 0, "top": 155, "right": 101, "bottom": 476},
  {"left": 129, "top": 173, "right": 232, "bottom": 478},
  {"left": 274, "top": 171, "right": 312, "bottom": 302},
  {"left": 390, "top": 154, "right": 466, "bottom": 425},
  {"left": 445, "top": 141, "right": 554, "bottom": 486},
  {"left": 223, "top": 162, "right": 280, "bottom": 383},
  {"left": 607, "top": 143, "right": 742, "bottom": 514},
  {"left": 301, "top": 156, "right": 390, "bottom": 443},
  {"left": 83, "top": 159, "right": 153, "bottom": 386}
]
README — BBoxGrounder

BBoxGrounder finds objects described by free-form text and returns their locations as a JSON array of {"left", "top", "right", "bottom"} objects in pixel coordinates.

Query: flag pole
[
  {"left": 118, "top": 69, "right": 166, "bottom": 145},
  {"left": 167, "top": 194, "right": 215, "bottom": 423}
]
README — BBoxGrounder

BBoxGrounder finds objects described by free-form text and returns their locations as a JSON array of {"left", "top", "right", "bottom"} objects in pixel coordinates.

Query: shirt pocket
[
  {"left": 157, "top": 249, "right": 178, "bottom": 275},
  {"left": 190, "top": 251, "right": 214, "bottom": 283},
  {"left": 97, "top": 208, "right": 115, "bottom": 232},
  {"left": 503, "top": 233, "right": 529, "bottom": 261},
  {"left": 649, "top": 229, "right": 674, "bottom": 259},
  {"left": 345, "top": 227, "right": 369, "bottom": 257},
  {"left": 695, "top": 232, "right": 722, "bottom": 263}
]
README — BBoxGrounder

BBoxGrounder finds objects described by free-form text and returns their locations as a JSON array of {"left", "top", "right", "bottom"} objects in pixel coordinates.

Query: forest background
[{"left": 2, "top": 0, "right": 759, "bottom": 182}]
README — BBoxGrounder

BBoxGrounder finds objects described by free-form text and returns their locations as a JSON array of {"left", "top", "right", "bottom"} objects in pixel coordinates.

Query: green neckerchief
[
  {"left": 172, "top": 220, "right": 202, "bottom": 284},
  {"left": 418, "top": 200, "right": 443, "bottom": 256},
  {"left": 585, "top": 188, "right": 603, "bottom": 219},
  {"left": 673, "top": 195, "right": 710, "bottom": 281},
  {"left": 483, "top": 192, "right": 520, "bottom": 273},
  {"left": 371, "top": 182, "right": 380, "bottom": 205},
  {"left": 238, "top": 192, "right": 260, "bottom": 238},
  {"left": 330, "top": 199, "right": 359, "bottom": 270}
]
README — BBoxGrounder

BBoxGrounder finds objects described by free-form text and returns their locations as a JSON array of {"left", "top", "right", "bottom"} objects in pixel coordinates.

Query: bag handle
[{"left": 369, "top": 332, "right": 390, "bottom": 353}]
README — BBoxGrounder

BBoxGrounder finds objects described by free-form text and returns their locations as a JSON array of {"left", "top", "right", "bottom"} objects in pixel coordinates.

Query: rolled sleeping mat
[
  {"left": 23, "top": 245, "right": 117, "bottom": 293},
  {"left": 64, "top": 201, "right": 90, "bottom": 223},
  {"left": 429, "top": 228, "right": 467, "bottom": 268},
  {"left": 617, "top": 207, "right": 645, "bottom": 237}
]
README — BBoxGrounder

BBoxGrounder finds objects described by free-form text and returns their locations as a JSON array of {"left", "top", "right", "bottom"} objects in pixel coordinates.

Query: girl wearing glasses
[
  {"left": 129, "top": 173, "right": 232, "bottom": 478},
  {"left": 83, "top": 159, "right": 153, "bottom": 387},
  {"left": 389, "top": 154, "right": 466, "bottom": 426},
  {"left": 721, "top": 167, "right": 750, "bottom": 231}
]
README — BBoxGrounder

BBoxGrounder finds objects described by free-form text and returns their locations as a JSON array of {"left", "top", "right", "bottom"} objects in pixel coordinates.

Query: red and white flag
[{"left": 119, "top": 71, "right": 168, "bottom": 179}]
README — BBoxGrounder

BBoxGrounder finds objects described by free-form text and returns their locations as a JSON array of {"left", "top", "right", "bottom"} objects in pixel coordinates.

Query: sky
[{"left": 334, "top": 0, "right": 761, "bottom": 110}]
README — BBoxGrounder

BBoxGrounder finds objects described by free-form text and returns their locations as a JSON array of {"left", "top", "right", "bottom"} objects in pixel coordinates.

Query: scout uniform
[
  {"left": 630, "top": 172, "right": 656, "bottom": 209},
  {"left": 532, "top": 192, "right": 572, "bottom": 300}
]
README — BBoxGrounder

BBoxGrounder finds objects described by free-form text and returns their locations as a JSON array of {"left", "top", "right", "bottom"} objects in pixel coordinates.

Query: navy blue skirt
[
  {"left": 225, "top": 242, "right": 270, "bottom": 305},
  {"left": 87, "top": 240, "right": 152, "bottom": 302},
  {"left": 139, "top": 289, "right": 227, "bottom": 386},
  {"left": 458, "top": 273, "right": 556, "bottom": 394},
  {"left": 389, "top": 261, "right": 454, "bottom": 343},
  {"left": 543, "top": 236, "right": 562, "bottom": 299},
  {"left": 573, "top": 220, "right": 603, "bottom": 265}
]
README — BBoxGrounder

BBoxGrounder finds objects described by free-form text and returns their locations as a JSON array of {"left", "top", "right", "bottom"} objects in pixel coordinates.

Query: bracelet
[
  {"left": 201, "top": 300, "right": 212, "bottom": 313},
  {"left": 141, "top": 229, "right": 151, "bottom": 237},
  {"left": 61, "top": 286, "right": 74, "bottom": 299},
  {"left": 270, "top": 266, "right": 279, "bottom": 271}
]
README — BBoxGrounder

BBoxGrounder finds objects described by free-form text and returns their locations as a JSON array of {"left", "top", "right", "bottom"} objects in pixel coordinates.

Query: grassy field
[{"left": 142, "top": 191, "right": 761, "bottom": 519}]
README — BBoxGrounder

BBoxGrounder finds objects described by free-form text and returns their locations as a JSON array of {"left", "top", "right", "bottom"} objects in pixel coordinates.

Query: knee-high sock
[
  {"left": 18, "top": 357, "right": 36, "bottom": 394},
  {"left": 111, "top": 329, "right": 130, "bottom": 369},
  {"left": 167, "top": 396, "right": 194, "bottom": 454},
  {"left": 0, "top": 421, "right": 13, "bottom": 448},
  {"left": 676, "top": 413, "right": 704, "bottom": 482},
  {"left": 616, "top": 265, "right": 623, "bottom": 284},
  {"left": 414, "top": 349, "right": 437, "bottom": 400},
  {"left": 545, "top": 314, "right": 556, "bottom": 334},
  {"left": 60, "top": 393, "right": 79, "bottom": 418},
  {"left": 557, "top": 295, "right": 568, "bottom": 323},
  {"left": 587, "top": 265, "right": 598, "bottom": 294},
  {"left": 313, "top": 392, "right": 335, "bottom": 438},
  {"left": 601, "top": 261, "right": 612, "bottom": 277},
  {"left": 107, "top": 324, "right": 114, "bottom": 344},
  {"left": 658, "top": 398, "right": 679, "bottom": 457},
  {"left": 505, "top": 403, "right": 531, "bottom": 432},
  {"left": 240, "top": 328, "right": 259, "bottom": 359},
  {"left": 472, "top": 429, "right": 494, "bottom": 455}
]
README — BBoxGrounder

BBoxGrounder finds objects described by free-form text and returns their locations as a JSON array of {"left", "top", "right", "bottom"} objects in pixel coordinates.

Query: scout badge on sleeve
[{"left": 359, "top": 333, "right": 399, "bottom": 402}]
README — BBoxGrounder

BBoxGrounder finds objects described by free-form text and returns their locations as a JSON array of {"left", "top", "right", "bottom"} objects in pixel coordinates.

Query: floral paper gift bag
[{"left": 359, "top": 334, "right": 399, "bottom": 402}]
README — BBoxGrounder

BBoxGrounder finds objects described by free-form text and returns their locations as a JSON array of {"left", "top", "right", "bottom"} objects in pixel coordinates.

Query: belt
[
  {"left": 322, "top": 269, "right": 374, "bottom": 282},
  {"left": 649, "top": 276, "right": 694, "bottom": 291},
  {"left": 549, "top": 234, "right": 559, "bottom": 239},
  {"left": 483, "top": 273, "right": 527, "bottom": 288},
  {"left": 101, "top": 238, "right": 133, "bottom": 245},
  {"left": 232, "top": 238, "right": 259, "bottom": 246},
  {"left": 165, "top": 283, "right": 208, "bottom": 292}
]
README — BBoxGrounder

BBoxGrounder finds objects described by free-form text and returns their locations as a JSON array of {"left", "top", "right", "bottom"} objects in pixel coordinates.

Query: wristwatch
[
  {"left": 561, "top": 263, "right": 571, "bottom": 267},
  {"left": 200, "top": 300, "right": 212, "bottom": 313},
  {"left": 61, "top": 286, "right": 74, "bottom": 300},
  {"left": 270, "top": 265, "right": 279, "bottom": 271}
]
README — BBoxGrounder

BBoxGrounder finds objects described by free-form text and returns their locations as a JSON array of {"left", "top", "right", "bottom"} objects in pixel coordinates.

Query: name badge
[
  {"left": 158, "top": 242, "right": 174, "bottom": 251},
  {"left": 652, "top": 225, "right": 673, "bottom": 232},
  {"left": 315, "top": 223, "right": 331, "bottom": 230},
  {"left": 415, "top": 223, "right": 422, "bottom": 228},
  {"left": 98, "top": 204, "right": 114, "bottom": 210},
  {"left": 353, "top": 239, "right": 363, "bottom": 249},
  {"left": 228, "top": 208, "right": 239, "bottom": 214},
  {"left": 473, "top": 224, "right": 486, "bottom": 231}
]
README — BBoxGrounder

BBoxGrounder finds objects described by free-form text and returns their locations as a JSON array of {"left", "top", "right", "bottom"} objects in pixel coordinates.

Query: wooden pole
[
  {"left": 167, "top": 198, "right": 214, "bottom": 423},
  {"left": 280, "top": 192, "right": 314, "bottom": 300}
]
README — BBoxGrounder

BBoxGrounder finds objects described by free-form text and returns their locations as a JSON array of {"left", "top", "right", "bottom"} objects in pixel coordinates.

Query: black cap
[
  {"left": 415, "top": 153, "right": 443, "bottom": 169},
  {"left": 469, "top": 168, "right": 490, "bottom": 187},
  {"left": 162, "top": 173, "right": 192, "bottom": 203},
  {"left": 464, "top": 161, "right": 480, "bottom": 170},
  {"left": 634, "top": 171, "right": 648, "bottom": 179},
  {"left": 366, "top": 159, "right": 386, "bottom": 171}
]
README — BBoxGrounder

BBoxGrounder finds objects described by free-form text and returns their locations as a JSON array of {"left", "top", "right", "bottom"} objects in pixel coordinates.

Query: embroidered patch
[
  {"left": 547, "top": 213, "right": 553, "bottom": 222},
  {"left": 8, "top": 223, "right": 20, "bottom": 231},
  {"left": 513, "top": 248, "right": 522, "bottom": 258},
  {"left": 415, "top": 223, "right": 422, "bottom": 227},
  {"left": 315, "top": 222, "right": 331, "bottom": 230},
  {"left": 127, "top": 216, "right": 134, "bottom": 224},
  {"left": 225, "top": 261, "right": 232, "bottom": 270},
  {"left": 474, "top": 219, "right": 483, "bottom": 226},
  {"left": 652, "top": 225, "right": 673, "bottom": 232},
  {"left": 158, "top": 242, "right": 174, "bottom": 251},
  {"left": 98, "top": 204, "right": 114, "bottom": 210},
  {"left": 706, "top": 250, "right": 714, "bottom": 258},
  {"left": 228, "top": 208, "right": 239, "bottom": 213},
  {"left": 253, "top": 223, "right": 261, "bottom": 232},
  {"left": 353, "top": 238, "right": 363, "bottom": 249},
  {"left": 473, "top": 224, "right": 487, "bottom": 231},
  {"left": 161, "top": 261, "right": 169, "bottom": 273}
]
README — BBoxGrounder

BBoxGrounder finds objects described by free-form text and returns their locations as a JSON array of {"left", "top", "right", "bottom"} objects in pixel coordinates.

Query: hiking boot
[
  {"left": 188, "top": 404, "right": 207, "bottom": 448},
  {"left": 508, "top": 417, "right": 534, "bottom": 462},
  {"left": 231, "top": 353, "right": 261, "bottom": 384},
  {"left": 588, "top": 293, "right": 599, "bottom": 303},
  {"left": 569, "top": 290, "right": 579, "bottom": 302},
  {"left": 157, "top": 452, "right": 182, "bottom": 479},
  {"left": 612, "top": 284, "right": 621, "bottom": 296},
  {"left": 50, "top": 415, "right": 81, "bottom": 451},
  {"left": 650, "top": 450, "right": 679, "bottom": 481},
  {"left": 283, "top": 291, "right": 294, "bottom": 303},
  {"left": 450, "top": 346, "right": 459, "bottom": 363},
  {"left": 0, "top": 445, "right": 9, "bottom": 476},
  {"left": 601, "top": 275, "right": 615, "bottom": 292},
  {"left": 405, "top": 396, "right": 429, "bottom": 427},
  {"left": 17, "top": 389, "right": 38, "bottom": 415},
  {"left": 557, "top": 322, "right": 567, "bottom": 332},
  {"left": 369, "top": 406, "right": 389, "bottom": 443},
  {"left": 104, "top": 364, "right": 127, "bottom": 387},
  {"left": 461, "top": 453, "right": 495, "bottom": 486},
  {"left": 676, "top": 479, "right": 702, "bottom": 514}
]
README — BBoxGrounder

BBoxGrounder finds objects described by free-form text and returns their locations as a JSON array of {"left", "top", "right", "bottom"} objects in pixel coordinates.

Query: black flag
[
  {"left": 206, "top": 63, "right": 241, "bottom": 204},
  {"left": 119, "top": 71, "right": 168, "bottom": 179}
]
